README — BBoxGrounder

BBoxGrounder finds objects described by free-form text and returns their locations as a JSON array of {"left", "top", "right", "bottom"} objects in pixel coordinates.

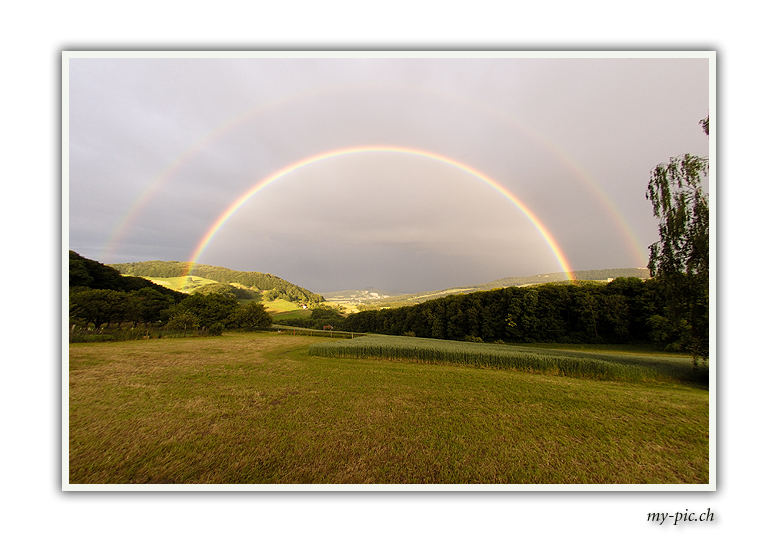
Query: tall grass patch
[{"left": 309, "top": 335, "right": 698, "bottom": 383}]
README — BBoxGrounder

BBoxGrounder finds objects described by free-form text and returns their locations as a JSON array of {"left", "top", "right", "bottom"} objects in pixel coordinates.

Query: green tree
[
  {"left": 69, "top": 288, "right": 129, "bottom": 328},
  {"left": 130, "top": 287, "right": 175, "bottom": 324},
  {"left": 232, "top": 302, "right": 272, "bottom": 330},
  {"left": 505, "top": 289, "right": 533, "bottom": 342},
  {"left": 572, "top": 288, "right": 599, "bottom": 340},
  {"left": 167, "top": 293, "right": 238, "bottom": 329},
  {"left": 601, "top": 293, "right": 630, "bottom": 341},
  {"left": 166, "top": 310, "right": 200, "bottom": 331},
  {"left": 645, "top": 116, "right": 710, "bottom": 361}
]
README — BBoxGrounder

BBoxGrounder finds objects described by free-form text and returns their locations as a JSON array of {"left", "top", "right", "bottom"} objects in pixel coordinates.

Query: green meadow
[
  {"left": 264, "top": 299, "right": 313, "bottom": 321},
  {"left": 69, "top": 332, "right": 708, "bottom": 484},
  {"left": 141, "top": 275, "right": 218, "bottom": 292}
]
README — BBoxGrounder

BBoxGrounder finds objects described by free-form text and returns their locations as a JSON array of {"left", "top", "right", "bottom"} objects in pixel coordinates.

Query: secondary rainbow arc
[
  {"left": 186, "top": 145, "right": 577, "bottom": 282},
  {"left": 102, "top": 84, "right": 647, "bottom": 268}
]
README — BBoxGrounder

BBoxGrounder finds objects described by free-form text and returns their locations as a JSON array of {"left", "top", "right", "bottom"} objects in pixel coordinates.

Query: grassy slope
[
  {"left": 263, "top": 299, "right": 304, "bottom": 314},
  {"left": 111, "top": 261, "right": 323, "bottom": 303},
  {"left": 140, "top": 275, "right": 217, "bottom": 293},
  {"left": 69, "top": 333, "right": 708, "bottom": 484},
  {"left": 270, "top": 309, "right": 313, "bottom": 322},
  {"left": 353, "top": 268, "right": 651, "bottom": 309},
  {"left": 264, "top": 299, "right": 313, "bottom": 321}
]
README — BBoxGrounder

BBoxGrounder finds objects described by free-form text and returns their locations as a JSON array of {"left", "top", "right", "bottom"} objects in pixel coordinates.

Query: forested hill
[
  {"left": 70, "top": 251, "right": 186, "bottom": 300},
  {"left": 110, "top": 260, "right": 325, "bottom": 304},
  {"left": 350, "top": 268, "right": 651, "bottom": 309},
  {"left": 480, "top": 268, "right": 650, "bottom": 289}
]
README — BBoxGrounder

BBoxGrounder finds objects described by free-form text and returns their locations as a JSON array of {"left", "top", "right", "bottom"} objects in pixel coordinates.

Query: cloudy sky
[{"left": 68, "top": 54, "right": 710, "bottom": 293}]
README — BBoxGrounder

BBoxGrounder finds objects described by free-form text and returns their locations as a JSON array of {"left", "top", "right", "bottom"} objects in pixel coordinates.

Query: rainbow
[
  {"left": 186, "top": 145, "right": 576, "bottom": 281},
  {"left": 102, "top": 84, "right": 647, "bottom": 267},
  {"left": 98, "top": 85, "right": 339, "bottom": 263}
]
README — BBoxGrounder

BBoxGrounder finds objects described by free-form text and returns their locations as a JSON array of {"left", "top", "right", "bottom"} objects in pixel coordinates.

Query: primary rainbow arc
[
  {"left": 102, "top": 86, "right": 648, "bottom": 267},
  {"left": 186, "top": 145, "right": 576, "bottom": 282}
]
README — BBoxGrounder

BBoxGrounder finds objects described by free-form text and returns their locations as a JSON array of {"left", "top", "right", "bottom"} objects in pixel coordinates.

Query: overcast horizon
[{"left": 68, "top": 54, "right": 710, "bottom": 293}]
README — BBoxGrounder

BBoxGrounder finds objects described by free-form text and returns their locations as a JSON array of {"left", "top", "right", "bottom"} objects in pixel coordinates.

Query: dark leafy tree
[
  {"left": 645, "top": 116, "right": 710, "bottom": 361},
  {"left": 130, "top": 287, "right": 175, "bottom": 324},
  {"left": 232, "top": 302, "right": 272, "bottom": 330},
  {"left": 572, "top": 289, "right": 599, "bottom": 340},
  {"left": 600, "top": 293, "right": 630, "bottom": 341},
  {"left": 70, "top": 289, "right": 130, "bottom": 328},
  {"left": 167, "top": 293, "right": 239, "bottom": 329},
  {"left": 69, "top": 251, "right": 185, "bottom": 301},
  {"left": 166, "top": 310, "right": 200, "bottom": 331}
]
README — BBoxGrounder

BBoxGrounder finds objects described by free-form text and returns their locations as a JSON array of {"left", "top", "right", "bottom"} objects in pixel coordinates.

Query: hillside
[
  {"left": 110, "top": 260, "right": 324, "bottom": 304},
  {"left": 341, "top": 268, "right": 650, "bottom": 309},
  {"left": 481, "top": 267, "right": 650, "bottom": 289},
  {"left": 69, "top": 251, "right": 186, "bottom": 301}
]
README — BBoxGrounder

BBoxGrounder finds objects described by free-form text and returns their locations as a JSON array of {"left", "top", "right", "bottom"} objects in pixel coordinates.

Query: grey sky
[{"left": 68, "top": 55, "right": 710, "bottom": 293}]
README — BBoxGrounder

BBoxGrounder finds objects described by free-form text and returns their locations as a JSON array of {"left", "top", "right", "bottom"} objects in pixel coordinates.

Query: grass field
[
  {"left": 263, "top": 299, "right": 304, "bottom": 313},
  {"left": 69, "top": 332, "right": 708, "bottom": 484},
  {"left": 263, "top": 299, "right": 314, "bottom": 322},
  {"left": 140, "top": 275, "right": 217, "bottom": 292},
  {"left": 270, "top": 309, "right": 313, "bottom": 322}
]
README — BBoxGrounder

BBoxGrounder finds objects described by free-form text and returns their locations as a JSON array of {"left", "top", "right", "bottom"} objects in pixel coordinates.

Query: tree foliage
[
  {"left": 645, "top": 116, "right": 710, "bottom": 360},
  {"left": 69, "top": 251, "right": 274, "bottom": 337},
  {"left": 165, "top": 293, "right": 239, "bottom": 330},
  {"left": 232, "top": 302, "right": 273, "bottom": 330},
  {"left": 276, "top": 306, "right": 346, "bottom": 330},
  {"left": 646, "top": 154, "right": 709, "bottom": 279},
  {"left": 69, "top": 251, "right": 186, "bottom": 300},
  {"left": 70, "top": 288, "right": 130, "bottom": 328}
]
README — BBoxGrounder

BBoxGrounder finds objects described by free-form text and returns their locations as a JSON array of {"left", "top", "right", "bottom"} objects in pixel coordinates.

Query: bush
[
  {"left": 167, "top": 310, "right": 200, "bottom": 331},
  {"left": 232, "top": 302, "right": 272, "bottom": 330}
]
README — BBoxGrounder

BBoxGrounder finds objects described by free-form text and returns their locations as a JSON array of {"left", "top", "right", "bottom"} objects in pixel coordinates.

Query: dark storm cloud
[{"left": 68, "top": 55, "right": 710, "bottom": 292}]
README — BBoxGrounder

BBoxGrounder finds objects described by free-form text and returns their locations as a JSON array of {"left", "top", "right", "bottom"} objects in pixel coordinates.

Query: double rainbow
[{"left": 101, "top": 84, "right": 647, "bottom": 268}]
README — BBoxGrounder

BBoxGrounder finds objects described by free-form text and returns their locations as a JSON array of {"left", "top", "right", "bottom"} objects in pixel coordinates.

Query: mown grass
[
  {"left": 69, "top": 332, "right": 708, "bottom": 485},
  {"left": 309, "top": 335, "right": 705, "bottom": 385}
]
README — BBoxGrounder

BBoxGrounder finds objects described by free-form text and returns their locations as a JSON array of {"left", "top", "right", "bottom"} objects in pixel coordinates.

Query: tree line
[
  {"left": 343, "top": 116, "right": 710, "bottom": 359},
  {"left": 275, "top": 306, "right": 347, "bottom": 330},
  {"left": 70, "top": 288, "right": 272, "bottom": 333},
  {"left": 341, "top": 278, "right": 693, "bottom": 348},
  {"left": 69, "top": 251, "right": 271, "bottom": 336}
]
